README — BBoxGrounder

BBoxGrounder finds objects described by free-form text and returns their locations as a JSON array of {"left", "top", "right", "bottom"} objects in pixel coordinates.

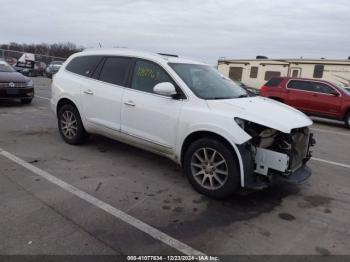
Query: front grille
[
  {"left": 0, "top": 82, "right": 27, "bottom": 88},
  {"left": 289, "top": 128, "right": 310, "bottom": 170}
]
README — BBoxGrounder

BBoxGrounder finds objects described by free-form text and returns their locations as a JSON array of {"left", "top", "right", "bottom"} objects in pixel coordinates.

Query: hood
[
  {"left": 0, "top": 71, "right": 28, "bottom": 83},
  {"left": 207, "top": 96, "right": 313, "bottom": 134}
]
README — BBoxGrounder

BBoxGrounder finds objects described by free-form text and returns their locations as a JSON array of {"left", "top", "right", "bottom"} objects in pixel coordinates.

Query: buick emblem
[{"left": 9, "top": 82, "right": 15, "bottom": 88}]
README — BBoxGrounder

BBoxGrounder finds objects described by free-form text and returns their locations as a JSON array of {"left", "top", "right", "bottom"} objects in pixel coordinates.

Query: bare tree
[{"left": 0, "top": 42, "right": 84, "bottom": 58}]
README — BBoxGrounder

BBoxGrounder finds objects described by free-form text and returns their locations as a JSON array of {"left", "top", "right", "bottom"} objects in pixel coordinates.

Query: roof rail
[{"left": 158, "top": 53, "right": 178, "bottom": 57}]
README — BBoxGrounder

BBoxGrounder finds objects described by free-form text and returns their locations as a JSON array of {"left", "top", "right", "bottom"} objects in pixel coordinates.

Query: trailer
[{"left": 218, "top": 57, "right": 350, "bottom": 90}]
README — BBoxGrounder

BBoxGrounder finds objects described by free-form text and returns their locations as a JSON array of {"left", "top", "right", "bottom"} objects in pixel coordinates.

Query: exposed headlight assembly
[{"left": 234, "top": 117, "right": 246, "bottom": 129}]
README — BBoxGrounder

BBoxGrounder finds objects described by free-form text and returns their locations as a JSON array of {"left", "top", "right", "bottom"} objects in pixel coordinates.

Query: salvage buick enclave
[{"left": 51, "top": 49, "right": 315, "bottom": 198}]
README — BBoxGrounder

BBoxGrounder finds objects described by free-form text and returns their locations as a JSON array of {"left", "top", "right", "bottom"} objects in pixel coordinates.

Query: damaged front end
[{"left": 235, "top": 118, "right": 316, "bottom": 189}]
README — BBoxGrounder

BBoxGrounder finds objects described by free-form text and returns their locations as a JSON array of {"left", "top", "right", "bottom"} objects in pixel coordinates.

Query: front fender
[{"left": 177, "top": 123, "right": 252, "bottom": 187}]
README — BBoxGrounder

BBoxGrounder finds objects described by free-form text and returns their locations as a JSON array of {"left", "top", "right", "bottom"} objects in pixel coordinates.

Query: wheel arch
[
  {"left": 56, "top": 97, "right": 81, "bottom": 117},
  {"left": 343, "top": 107, "right": 350, "bottom": 120},
  {"left": 180, "top": 130, "right": 246, "bottom": 187}
]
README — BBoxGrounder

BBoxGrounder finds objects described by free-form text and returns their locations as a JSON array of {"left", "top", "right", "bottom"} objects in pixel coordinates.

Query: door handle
[
  {"left": 124, "top": 101, "right": 136, "bottom": 107},
  {"left": 83, "top": 89, "right": 94, "bottom": 95}
]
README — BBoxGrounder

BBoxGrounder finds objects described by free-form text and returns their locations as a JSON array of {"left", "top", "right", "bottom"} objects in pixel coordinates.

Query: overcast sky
[{"left": 1, "top": 0, "right": 350, "bottom": 64}]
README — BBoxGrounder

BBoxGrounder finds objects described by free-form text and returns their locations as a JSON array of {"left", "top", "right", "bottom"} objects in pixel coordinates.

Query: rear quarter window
[
  {"left": 66, "top": 56, "right": 103, "bottom": 77},
  {"left": 264, "top": 77, "right": 283, "bottom": 87}
]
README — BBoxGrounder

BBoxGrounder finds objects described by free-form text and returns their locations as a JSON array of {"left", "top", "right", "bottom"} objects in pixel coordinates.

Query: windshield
[
  {"left": 332, "top": 82, "right": 350, "bottom": 95},
  {"left": 0, "top": 63, "right": 15, "bottom": 72},
  {"left": 169, "top": 63, "right": 248, "bottom": 99},
  {"left": 339, "top": 86, "right": 350, "bottom": 95}
]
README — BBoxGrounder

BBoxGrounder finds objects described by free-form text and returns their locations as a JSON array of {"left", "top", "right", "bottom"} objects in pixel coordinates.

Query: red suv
[{"left": 260, "top": 77, "right": 350, "bottom": 128}]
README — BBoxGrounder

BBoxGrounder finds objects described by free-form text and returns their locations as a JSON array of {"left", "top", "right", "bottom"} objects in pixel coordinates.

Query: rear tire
[
  {"left": 20, "top": 98, "right": 32, "bottom": 104},
  {"left": 58, "top": 104, "right": 88, "bottom": 145},
  {"left": 184, "top": 137, "right": 240, "bottom": 199},
  {"left": 345, "top": 112, "right": 350, "bottom": 129}
]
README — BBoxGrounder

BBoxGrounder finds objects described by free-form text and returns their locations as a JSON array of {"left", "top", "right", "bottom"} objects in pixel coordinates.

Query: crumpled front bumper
[
  {"left": 243, "top": 131, "right": 316, "bottom": 189},
  {"left": 280, "top": 164, "right": 311, "bottom": 184}
]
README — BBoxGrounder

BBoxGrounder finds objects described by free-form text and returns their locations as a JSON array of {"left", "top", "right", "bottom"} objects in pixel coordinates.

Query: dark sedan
[{"left": 0, "top": 61, "right": 34, "bottom": 104}]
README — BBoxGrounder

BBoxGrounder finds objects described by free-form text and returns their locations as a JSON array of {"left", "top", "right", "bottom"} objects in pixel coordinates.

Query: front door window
[{"left": 131, "top": 60, "right": 174, "bottom": 94}]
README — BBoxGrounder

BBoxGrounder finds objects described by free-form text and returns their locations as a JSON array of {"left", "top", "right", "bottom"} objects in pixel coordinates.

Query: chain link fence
[
  {"left": 0, "top": 48, "right": 68, "bottom": 77},
  {"left": 0, "top": 48, "right": 66, "bottom": 66}
]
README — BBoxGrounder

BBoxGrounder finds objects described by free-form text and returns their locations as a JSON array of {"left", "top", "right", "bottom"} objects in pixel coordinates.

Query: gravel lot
[{"left": 0, "top": 77, "right": 349, "bottom": 256}]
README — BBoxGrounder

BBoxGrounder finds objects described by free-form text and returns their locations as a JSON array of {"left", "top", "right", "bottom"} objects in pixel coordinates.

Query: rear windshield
[{"left": 265, "top": 77, "right": 283, "bottom": 87}]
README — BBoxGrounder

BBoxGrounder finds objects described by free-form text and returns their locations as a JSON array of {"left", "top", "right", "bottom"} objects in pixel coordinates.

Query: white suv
[{"left": 51, "top": 49, "right": 315, "bottom": 198}]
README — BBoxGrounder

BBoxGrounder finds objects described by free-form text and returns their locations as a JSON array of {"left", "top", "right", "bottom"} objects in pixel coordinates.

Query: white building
[{"left": 217, "top": 58, "right": 350, "bottom": 89}]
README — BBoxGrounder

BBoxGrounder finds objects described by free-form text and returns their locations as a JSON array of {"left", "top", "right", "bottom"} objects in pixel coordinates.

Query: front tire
[
  {"left": 184, "top": 137, "right": 240, "bottom": 199},
  {"left": 58, "top": 104, "right": 88, "bottom": 145},
  {"left": 345, "top": 112, "right": 350, "bottom": 129}
]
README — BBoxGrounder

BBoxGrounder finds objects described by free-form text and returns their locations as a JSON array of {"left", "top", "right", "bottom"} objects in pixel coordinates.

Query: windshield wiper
[{"left": 238, "top": 94, "right": 249, "bottom": 98}]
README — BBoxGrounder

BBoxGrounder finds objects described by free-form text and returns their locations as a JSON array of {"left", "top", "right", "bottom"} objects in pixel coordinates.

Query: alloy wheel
[
  {"left": 190, "top": 147, "right": 229, "bottom": 190},
  {"left": 60, "top": 110, "right": 78, "bottom": 139}
]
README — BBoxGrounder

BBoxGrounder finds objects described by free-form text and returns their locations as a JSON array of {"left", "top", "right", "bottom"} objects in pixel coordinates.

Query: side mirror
[
  {"left": 330, "top": 90, "right": 339, "bottom": 97},
  {"left": 153, "top": 82, "right": 177, "bottom": 97}
]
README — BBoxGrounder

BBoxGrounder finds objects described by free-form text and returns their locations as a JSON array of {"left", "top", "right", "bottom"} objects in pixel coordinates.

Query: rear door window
[
  {"left": 98, "top": 57, "right": 133, "bottom": 86},
  {"left": 287, "top": 80, "right": 314, "bottom": 92},
  {"left": 91, "top": 58, "right": 105, "bottom": 79},
  {"left": 66, "top": 56, "right": 103, "bottom": 77}
]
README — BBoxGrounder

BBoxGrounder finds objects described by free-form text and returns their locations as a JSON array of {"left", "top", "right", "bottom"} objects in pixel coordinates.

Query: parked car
[
  {"left": 51, "top": 49, "right": 315, "bottom": 199},
  {"left": 19, "top": 61, "right": 47, "bottom": 77},
  {"left": 260, "top": 77, "right": 350, "bottom": 128},
  {"left": 45, "top": 61, "right": 64, "bottom": 78},
  {"left": 0, "top": 61, "right": 34, "bottom": 104}
]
